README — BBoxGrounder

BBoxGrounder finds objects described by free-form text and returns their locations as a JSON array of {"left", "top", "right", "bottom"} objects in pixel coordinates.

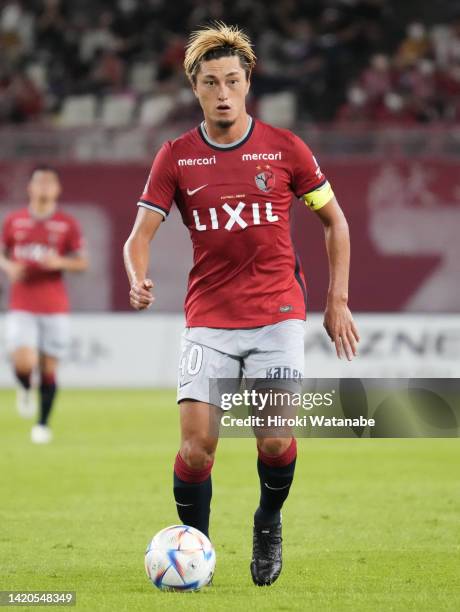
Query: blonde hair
[{"left": 184, "top": 21, "right": 257, "bottom": 83}]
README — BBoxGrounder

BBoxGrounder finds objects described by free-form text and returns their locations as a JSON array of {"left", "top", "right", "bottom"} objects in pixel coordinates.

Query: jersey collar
[
  {"left": 198, "top": 116, "right": 255, "bottom": 151},
  {"left": 28, "top": 204, "right": 57, "bottom": 221}
]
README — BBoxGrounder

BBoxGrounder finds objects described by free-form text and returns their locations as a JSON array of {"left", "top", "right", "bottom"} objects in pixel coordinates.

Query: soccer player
[
  {"left": 124, "top": 23, "right": 359, "bottom": 586},
  {"left": 0, "top": 166, "right": 88, "bottom": 444}
]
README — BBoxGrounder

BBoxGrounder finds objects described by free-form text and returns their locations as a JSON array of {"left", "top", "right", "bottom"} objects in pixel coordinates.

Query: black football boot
[{"left": 250, "top": 521, "right": 282, "bottom": 586}]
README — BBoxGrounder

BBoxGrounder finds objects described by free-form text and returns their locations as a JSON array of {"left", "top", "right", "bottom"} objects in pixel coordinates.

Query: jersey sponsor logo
[
  {"left": 45, "top": 220, "right": 68, "bottom": 232},
  {"left": 192, "top": 201, "right": 279, "bottom": 232},
  {"left": 255, "top": 164, "right": 275, "bottom": 193},
  {"left": 11, "top": 218, "right": 34, "bottom": 228},
  {"left": 13, "top": 243, "right": 57, "bottom": 262},
  {"left": 178, "top": 155, "right": 216, "bottom": 166},
  {"left": 186, "top": 184, "right": 208, "bottom": 196},
  {"left": 242, "top": 152, "right": 282, "bottom": 161}
]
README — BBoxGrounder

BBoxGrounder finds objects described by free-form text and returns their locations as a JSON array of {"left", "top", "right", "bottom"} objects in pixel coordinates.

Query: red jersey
[
  {"left": 139, "top": 117, "right": 334, "bottom": 328},
  {"left": 1, "top": 207, "right": 84, "bottom": 313}
]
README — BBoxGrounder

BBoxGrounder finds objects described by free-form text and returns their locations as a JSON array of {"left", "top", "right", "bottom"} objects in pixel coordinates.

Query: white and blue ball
[{"left": 145, "top": 525, "right": 216, "bottom": 592}]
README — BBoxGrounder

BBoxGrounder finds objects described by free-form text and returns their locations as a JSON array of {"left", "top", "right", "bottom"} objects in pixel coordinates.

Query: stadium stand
[{"left": 1, "top": 0, "right": 459, "bottom": 127}]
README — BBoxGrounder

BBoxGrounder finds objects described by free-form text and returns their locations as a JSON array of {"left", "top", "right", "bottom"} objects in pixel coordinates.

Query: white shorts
[
  {"left": 5, "top": 311, "right": 70, "bottom": 359},
  {"left": 176, "top": 319, "right": 305, "bottom": 405}
]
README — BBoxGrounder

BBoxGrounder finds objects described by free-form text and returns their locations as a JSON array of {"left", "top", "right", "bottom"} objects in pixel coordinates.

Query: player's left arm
[
  {"left": 314, "top": 196, "right": 360, "bottom": 360},
  {"left": 291, "top": 133, "right": 359, "bottom": 360}
]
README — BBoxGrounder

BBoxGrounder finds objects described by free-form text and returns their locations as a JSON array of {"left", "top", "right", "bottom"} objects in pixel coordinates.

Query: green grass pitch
[{"left": 1, "top": 388, "right": 459, "bottom": 611}]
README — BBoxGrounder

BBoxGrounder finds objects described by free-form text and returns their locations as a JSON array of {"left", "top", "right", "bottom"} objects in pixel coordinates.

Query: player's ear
[
  {"left": 192, "top": 84, "right": 199, "bottom": 98},
  {"left": 191, "top": 75, "right": 199, "bottom": 98},
  {"left": 245, "top": 73, "right": 251, "bottom": 95}
]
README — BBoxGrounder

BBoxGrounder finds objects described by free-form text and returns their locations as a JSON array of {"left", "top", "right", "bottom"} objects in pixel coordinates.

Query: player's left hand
[
  {"left": 41, "top": 255, "right": 65, "bottom": 271},
  {"left": 129, "top": 278, "right": 155, "bottom": 310},
  {"left": 323, "top": 300, "right": 360, "bottom": 361}
]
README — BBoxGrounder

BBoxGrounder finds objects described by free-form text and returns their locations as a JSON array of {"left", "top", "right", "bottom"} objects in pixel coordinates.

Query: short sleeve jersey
[
  {"left": 138, "top": 117, "right": 334, "bottom": 328},
  {"left": 1, "top": 208, "right": 84, "bottom": 313}
]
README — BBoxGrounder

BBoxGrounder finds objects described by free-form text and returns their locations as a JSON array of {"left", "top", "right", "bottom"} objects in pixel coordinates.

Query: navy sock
[
  {"left": 255, "top": 438, "right": 297, "bottom": 526},
  {"left": 173, "top": 474, "right": 212, "bottom": 537},
  {"left": 173, "top": 453, "right": 213, "bottom": 538},
  {"left": 39, "top": 374, "right": 57, "bottom": 426},
  {"left": 15, "top": 371, "right": 31, "bottom": 390}
]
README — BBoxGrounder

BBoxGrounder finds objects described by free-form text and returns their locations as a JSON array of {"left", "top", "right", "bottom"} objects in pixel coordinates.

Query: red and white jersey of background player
[
  {"left": 1, "top": 208, "right": 83, "bottom": 313},
  {"left": 139, "top": 117, "right": 335, "bottom": 328}
]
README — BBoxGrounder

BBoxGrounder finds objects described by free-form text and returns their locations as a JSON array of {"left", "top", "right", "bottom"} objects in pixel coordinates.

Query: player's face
[
  {"left": 193, "top": 56, "right": 250, "bottom": 129},
  {"left": 27, "top": 170, "right": 61, "bottom": 204}
]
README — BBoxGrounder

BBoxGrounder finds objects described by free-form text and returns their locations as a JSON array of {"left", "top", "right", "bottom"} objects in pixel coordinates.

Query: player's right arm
[
  {"left": 123, "top": 208, "right": 163, "bottom": 310},
  {"left": 123, "top": 140, "right": 177, "bottom": 310},
  {"left": 0, "top": 251, "right": 25, "bottom": 282},
  {"left": 0, "top": 216, "right": 25, "bottom": 282}
]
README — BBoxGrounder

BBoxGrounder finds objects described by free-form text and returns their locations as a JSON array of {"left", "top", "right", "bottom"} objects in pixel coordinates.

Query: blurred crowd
[
  {"left": 338, "top": 20, "right": 460, "bottom": 125},
  {"left": 0, "top": 0, "right": 459, "bottom": 126}
]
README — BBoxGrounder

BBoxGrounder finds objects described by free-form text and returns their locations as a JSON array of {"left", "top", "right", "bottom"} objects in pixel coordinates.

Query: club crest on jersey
[{"left": 255, "top": 165, "right": 275, "bottom": 193}]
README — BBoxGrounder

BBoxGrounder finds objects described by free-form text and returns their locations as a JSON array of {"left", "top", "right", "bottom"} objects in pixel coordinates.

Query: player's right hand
[
  {"left": 6, "top": 261, "right": 26, "bottom": 282},
  {"left": 129, "top": 278, "right": 155, "bottom": 310}
]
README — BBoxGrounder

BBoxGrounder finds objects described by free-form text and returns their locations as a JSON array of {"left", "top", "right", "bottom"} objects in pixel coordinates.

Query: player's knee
[
  {"left": 180, "top": 439, "right": 215, "bottom": 470},
  {"left": 40, "top": 364, "right": 57, "bottom": 377},
  {"left": 258, "top": 437, "right": 291, "bottom": 457},
  {"left": 12, "top": 352, "right": 36, "bottom": 376},
  {"left": 38, "top": 353, "right": 58, "bottom": 378},
  {"left": 14, "top": 364, "right": 33, "bottom": 377}
]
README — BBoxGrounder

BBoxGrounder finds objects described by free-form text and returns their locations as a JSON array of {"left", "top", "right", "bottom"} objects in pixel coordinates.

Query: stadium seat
[
  {"left": 129, "top": 62, "right": 157, "bottom": 94},
  {"left": 139, "top": 95, "right": 175, "bottom": 127},
  {"left": 100, "top": 94, "right": 136, "bottom": 127},
  {"left": 112, "top": 130, "right": 146, "bottom": 160},
  {"left": 258, "top": 92, "right": 296, "bottom": 128},
  {"left": 60, "top": 95, "right": 97, "bottom": 127}
]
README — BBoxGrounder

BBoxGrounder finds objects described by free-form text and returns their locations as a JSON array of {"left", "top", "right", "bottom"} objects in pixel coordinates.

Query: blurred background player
[
  {"left": 124, "top": 23, "right": 359, "bottom": 587},
  {"left": 0, "top": 166, "right": 88, "bottom": 444}
]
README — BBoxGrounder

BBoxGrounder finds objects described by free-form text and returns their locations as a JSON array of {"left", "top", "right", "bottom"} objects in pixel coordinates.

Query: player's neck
[
  {"left": 203, "top": 112, "right": 251, "bottom": 145},
  {"left": 28, "top": 200, "right": 57, "bottom": 219}
]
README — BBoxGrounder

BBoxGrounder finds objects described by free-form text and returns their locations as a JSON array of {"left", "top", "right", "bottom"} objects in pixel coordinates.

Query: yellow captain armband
[{"left": 301, "top": 180, "right": 334, "bottom": 211}]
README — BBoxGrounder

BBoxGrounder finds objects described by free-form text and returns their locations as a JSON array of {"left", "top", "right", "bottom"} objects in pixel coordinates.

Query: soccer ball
[{"left": 145, "top": 525, "right": 216, "bottom": 592}]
